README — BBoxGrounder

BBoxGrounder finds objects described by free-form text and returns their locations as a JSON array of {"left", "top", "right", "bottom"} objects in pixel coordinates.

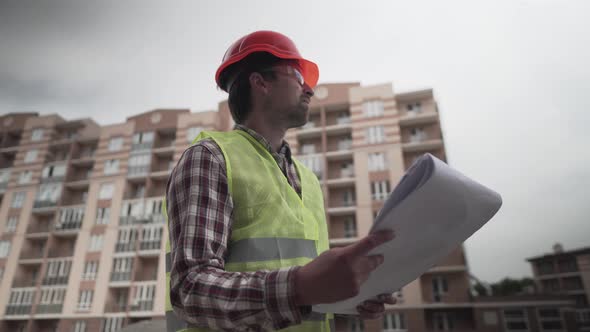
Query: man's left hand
[{"left": 356, "top": 293, "right": 397, "bottom": 320}]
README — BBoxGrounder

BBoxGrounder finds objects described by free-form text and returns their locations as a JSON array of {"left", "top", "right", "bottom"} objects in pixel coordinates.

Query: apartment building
[
  {"left": 0, "top": 82, "right": 578, "bottom": 332},
  {"left": 527, "top": 244, "right": 590, "bottom": 331}
]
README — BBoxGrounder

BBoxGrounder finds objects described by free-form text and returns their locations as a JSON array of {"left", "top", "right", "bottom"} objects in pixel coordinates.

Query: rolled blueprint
[{"left": 313, "top": 153, "right": 502, "bottom": 314}]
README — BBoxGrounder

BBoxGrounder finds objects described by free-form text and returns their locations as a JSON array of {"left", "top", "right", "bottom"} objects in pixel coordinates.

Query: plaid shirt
[{"left": 166, "top": 125, "right": 310, "bottom": 331}]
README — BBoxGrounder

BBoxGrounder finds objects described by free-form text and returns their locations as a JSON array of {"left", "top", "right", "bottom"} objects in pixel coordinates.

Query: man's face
[{"left": 262, "top": 63, "right": 314, "bottom": 128}]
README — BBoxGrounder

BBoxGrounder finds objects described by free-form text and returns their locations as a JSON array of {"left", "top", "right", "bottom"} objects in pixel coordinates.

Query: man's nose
[{"left": 303, "top": 83, "right": 315, "bottom": 97}]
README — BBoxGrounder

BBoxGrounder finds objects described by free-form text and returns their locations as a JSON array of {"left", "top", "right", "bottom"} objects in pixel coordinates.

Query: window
[
  {"left": 18, "top": 171, "right": 32, "bottom": 184},
  {"left": 483, "top": 311, "right": 499, "bottom": 325},
  {"left": 88, "top": 235, "right": 104, "bottom": 252},
  {"left": 366, "top": 125, "right": 385, "bottom": 144},
  {"left": 343, "top": 190, "right": 355, "bottom": 206},
  {"left": 5, "top": 216, "right": 18, "bottom": 233},
  {"left": 406, "top": 102, "right": 422, "bottom": 114},
  {"left": 368, "top": 152, "right": 386, "bottom": 171},
  {"left": 77, "top": 290, "right": 93, "bottom": 311},
  {"left": 36, "top": 183, "right": 62, "bottom": 203},
  {"left": 432, "top": 276, "right": 448, "bottom": 302},
  {"left": 301, "top": 143, "right": 316, "bottom": 154},
  {"left": 131, "top": 283, "right": 156, "bottom": 310},
  {"left": 410, "top": 127, "right": 427, "bottom": 142},
  {"left": 39, "top": 287, "right": 66, "bottom": 306},
  {"left": 299, "top": 155, "right": 322, "bottom": 178},
  {"left": 7, "top": 288, "right": 35, "bottom": 307},
  {"left": 98, "top": 183, "right": 114, "bottom": 200},
  {"left": 41, "top": 164, "right": 67, "bottom": 179},
  {"left": 31, "top": 128, "right": 44, "bottom": 141},
  {"left": 24, "top": 150, "right": 38, "bottom": 163},
  {"left": 504, "top": 309, "right": 529, "bottom": 331},
  {"left": 187, "top": 126, "right": 204, "bottom": 143},
  {"left": 11, "top": 191, "right": 26, "bottom": 208},
  {"left": 433, "top": 312, "right": 454, "bottom": 331},
  {"left": 341, "top": 162, "right": 354, "bottom": 177},
  {"left": 96, "top": 207, "right": 111, "bottom": 225},
  {"left": 140, "top": 226, "right": 164, "bottom": 246},
  {"left": 371, "top": 180, "right": 390, "bottom": 201},
  {"left": 108, "top": 137, "right": 123, "bottom": 151},
  {"left": 44, "top": 260, "right": 71, "bottom": 284},
  {"left": 348, "top": 318, "right": 364, "bottom": 332},
  {"left": 104, "top": 159, "right": 120, "bottom": 175},
  {"left": 363, "top": 100, "right": 384, "bottom": 117},
  {"left": 383, "top": 312, "right": 405, "bottom": 331},
  {"left": 0, "top": 240, "right": 11, "bottom": 258},
  {"left": 101, "top": 317, "right": 124, "bottom": 332},
  {"left": 0, "top": 169, "right": 11, "bottom": 184},
  {"left": 538, "top": 308, "right": 563, "bottom": 331},
  {"left": 74, "top": 321, "right": 87, "bottom": 332},
  {"left": 344, "top": 217, "right": 357, "bottom": 238},
  {"left": 82, "top": 261, "right": 99, "bottom": 280}
]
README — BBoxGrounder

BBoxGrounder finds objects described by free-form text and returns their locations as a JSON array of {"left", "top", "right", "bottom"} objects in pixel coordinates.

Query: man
[{"left": 165, "top": 30, "right": 396, "bottom": 331}]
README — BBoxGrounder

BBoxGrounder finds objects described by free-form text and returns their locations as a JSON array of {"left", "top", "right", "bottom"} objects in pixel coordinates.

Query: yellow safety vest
[{"left": 165, "top": 130, "right": 333, "bottom": 331}]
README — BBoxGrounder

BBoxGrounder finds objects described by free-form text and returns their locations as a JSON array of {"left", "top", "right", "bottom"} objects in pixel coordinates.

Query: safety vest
[{"left": 165, "top": 130, "right": 334, "bottom": 331}]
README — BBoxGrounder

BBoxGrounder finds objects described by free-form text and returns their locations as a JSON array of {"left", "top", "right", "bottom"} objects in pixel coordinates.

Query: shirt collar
[{"left": 234, "top": 124, "right": 293, "bottom": 162}]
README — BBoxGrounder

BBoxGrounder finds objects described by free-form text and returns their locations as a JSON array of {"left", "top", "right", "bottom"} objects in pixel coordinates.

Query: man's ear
[{"left": 249, "top": 72, "right": 269, "bottom": 95}]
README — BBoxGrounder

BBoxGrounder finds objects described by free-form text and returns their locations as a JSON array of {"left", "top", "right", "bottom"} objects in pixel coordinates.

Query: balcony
[
  {"left": 40, "top": 176, "right": 65, "bottom": 184},
  {"left": 111, "top": 271, "right": 133, "bottom": 283},
  {"left": 54, "top": 220, "right": 82, "bottom": 234},
  {"left": 36, "top": 303, "right": 63, "bottom": 314},
  {"left": 128, "top": 165, "right": 150, "bottom": 179},
  {"left": 402, "top": 137, "right": 443, "bottom": 153},
  {"left": 26, "top": 223, "right": 51, "bottom": 238},
  {"left": 130, "top": 300, "right": 154, "bottom": 312},
  {"left": 20, "top": 248, "right": 46, "bottom": 261},
  {"left": 119, "top": 215, "right": 151, "bottom": 226},
  {"left": 5, "top": 304, "right": 32, "bottom": 316},
  {"left": 131, "top": 142, "right": 153, "bottom": 152},
  {"left": 115, "top": 242, "right": 136, "bottom": 253},
  {"left": 297, "top": 122, "right": 323, "bottom": 139},
  {"left": 398, "top": 111, "right": 438, "bottom": 126},
  {"left": 139, "top": 240, "right": 161, "bottom": 255},
  {"left": 325, "top": 122, "right": 352, "bottom": 136},
  {"left": 327, "top": 203, "right": 356, "bottom": 216},
  {"left": 41, "top": 275, "right": 69, "bottom": 286},
  {"left": 33, "top": 200, "right": 59, "bottom": 210}
]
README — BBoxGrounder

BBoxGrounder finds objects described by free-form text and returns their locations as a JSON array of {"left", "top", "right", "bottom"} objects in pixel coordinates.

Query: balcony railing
[
  {"left": 338, "top": 140, "right": 352, "bottom": 151},
  {"left": 5, "top": 305, "right": 32, "bottom": 316},
  {"left": 131, "top": 142, "right": 153, "bottom": 151},
  {"left": 128, "top": 166, "right": 150, "bottom": 177},
  {"left": 111, "top": 271, "right": 132, "bottom": 282},
  {"left": 27, "top": 223, "right": 51, "bottom": 234},
  {"left": 115, "top": 242, "right": 136, "bottom": 252},
  {"left": 54, "top": 220, "right": 82, "bottom": 232},
  {"left": 130, "top": 300, "right": 154, "bottom": 312},
  {"left": 20, "top": 249, "right": 45, "bottom": 260},
  {"left": 33, "top": 200, "right": 58, "bottom": 209},
  {"left": 40, "top": 176, "right": 65, "bottom": 184},
  {"left": 36, "top": 304, "right": 63, "bottom": 314},
  {"left": 139, "top": 240, "right": 161, "bottom": 251},
  {"left": 119, "top": 215, "right": 151, "bottom": 226},
  {"left": 42, "top": 275, "right": 69, "bottom": 286}
]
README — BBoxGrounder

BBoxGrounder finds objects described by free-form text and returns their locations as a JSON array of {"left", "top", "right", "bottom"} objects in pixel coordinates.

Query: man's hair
[{"left": 220, "top": 52, "right": 283, "bottom": 124}]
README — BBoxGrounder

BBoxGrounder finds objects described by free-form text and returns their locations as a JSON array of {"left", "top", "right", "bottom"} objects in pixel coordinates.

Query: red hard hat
[{"left": 215, "top": 30, "right": 319, "bottom": 92}]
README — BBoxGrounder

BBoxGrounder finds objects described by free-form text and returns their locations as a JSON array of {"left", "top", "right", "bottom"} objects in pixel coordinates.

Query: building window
[
  {"left": 299, "top": 155, "right": 322, "bottom": 179},
  {"left": 104, "top": 159, "right": 120, "bottom": 175},
  {"left": 108, "top": 137, "right": 123, "bottom": 152},
  {"left": 483, "top": 311, "right": 499, "bottom": 325},
  {"left": 98, "top": 183, "right": 114, "bottom": 200},
  {"left": 363, "top": 100, "right": 384, "bottom": 117},
  {"left": 366, "top": 125, "right": 385, "bottom": 144},
  {"left": 132, "top": 131, "right": 155, "bottom": 151},
  {"left": 368, "top": 152, "right": 386, "bottom": 171},
  {"left": 44, "top": 259, "right": 72, "bottom": 285},
  {"left": 406, "top": 102, "right": 422, "bottom": 114},
  {"left": 96, "top": 207, "right": 111, "bottom": 225},
  {"left": 0, "top": 240, "right": 11, "bottom": 258},
  {"left": 101, "top": 317, "right": 124, "bottom": 332},
  {"left": 538, "top": 308, "right": 563, "bottom": 331},
  {"left": 503, "top": 309, "right": 529, "bottom": 331},
  {"left": 301, "top": 143, "right": 316, "bottom": 154},
  {"left": 187, "top": 126, "right": 204, "bottom": 143},
  {"left": 82, "top": 261, "right": 99, "bottom": 281},
  {"left": 31, "top": 128, "right": 44, "bottom": 141},
  {"left": 18, "top": 171, "right": 32, "bottom": 184},
  {"left": 74, "top": 321, "right": 87, "bottom": 332},
  {"left": 128, "top": 154, "right": 151, "bottom": 176},
  {"left": 383, "top": 312, "right": 405, "bottom": 331},
  {"left": 348, "top": 318, "right": 364, "bottom": 332},
  {"left": 41, "top": 164, "right": 67, "bottom": 179},
  {"left": 433, "top": 312, "right": 454, "bottom": 331},
  {"left": 371, "top": 180, "right": 390, "bottom": 201},
  {"left": 5, "top": 216, "right": 18, "bottom": 233},
  {"left": 410, "top": 127, "right": 427, "bottom": 142},
  {"left": 344, "top": 217, "right": 357, "bottom": 238},
  {"left": 77, "top": 290, "right": 93, "bottom": 311},
  {"left": 88, "top": 235, "right": 104, "bottom": 252},
  {"left": 342, "top": 190, "right": 355, "bottom": 206},
  {"left": 11, "top": 191, "right": 26, "bottom": 208},
  {"left": 432, "top": 276, "right": 448, "bottom": 302},
  {"left": 24, "top": 150, "right": 38, "bottom": 163}
]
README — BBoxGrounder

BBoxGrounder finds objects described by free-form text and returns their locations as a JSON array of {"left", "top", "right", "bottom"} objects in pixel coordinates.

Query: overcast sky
[{"left": 1, "top": 0, "right": 589, "bottom": 283}]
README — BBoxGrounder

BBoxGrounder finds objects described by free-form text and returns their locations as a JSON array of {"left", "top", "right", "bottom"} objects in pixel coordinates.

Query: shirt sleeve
[{"left": 165, "top": 140, "right": 307, "bottom": 331}]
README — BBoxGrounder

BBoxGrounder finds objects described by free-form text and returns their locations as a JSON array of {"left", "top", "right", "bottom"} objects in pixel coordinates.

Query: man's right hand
[{"left": 294, "top": 230, "right": 395, "bottom": 305}]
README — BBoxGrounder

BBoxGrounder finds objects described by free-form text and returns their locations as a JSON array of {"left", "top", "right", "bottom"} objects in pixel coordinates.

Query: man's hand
[
  {"left": 356, "top": 293, "right": 397, "bottom": 319},
  {"left": 294, "top": 230, "right": 395, "bottom": 305}
]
